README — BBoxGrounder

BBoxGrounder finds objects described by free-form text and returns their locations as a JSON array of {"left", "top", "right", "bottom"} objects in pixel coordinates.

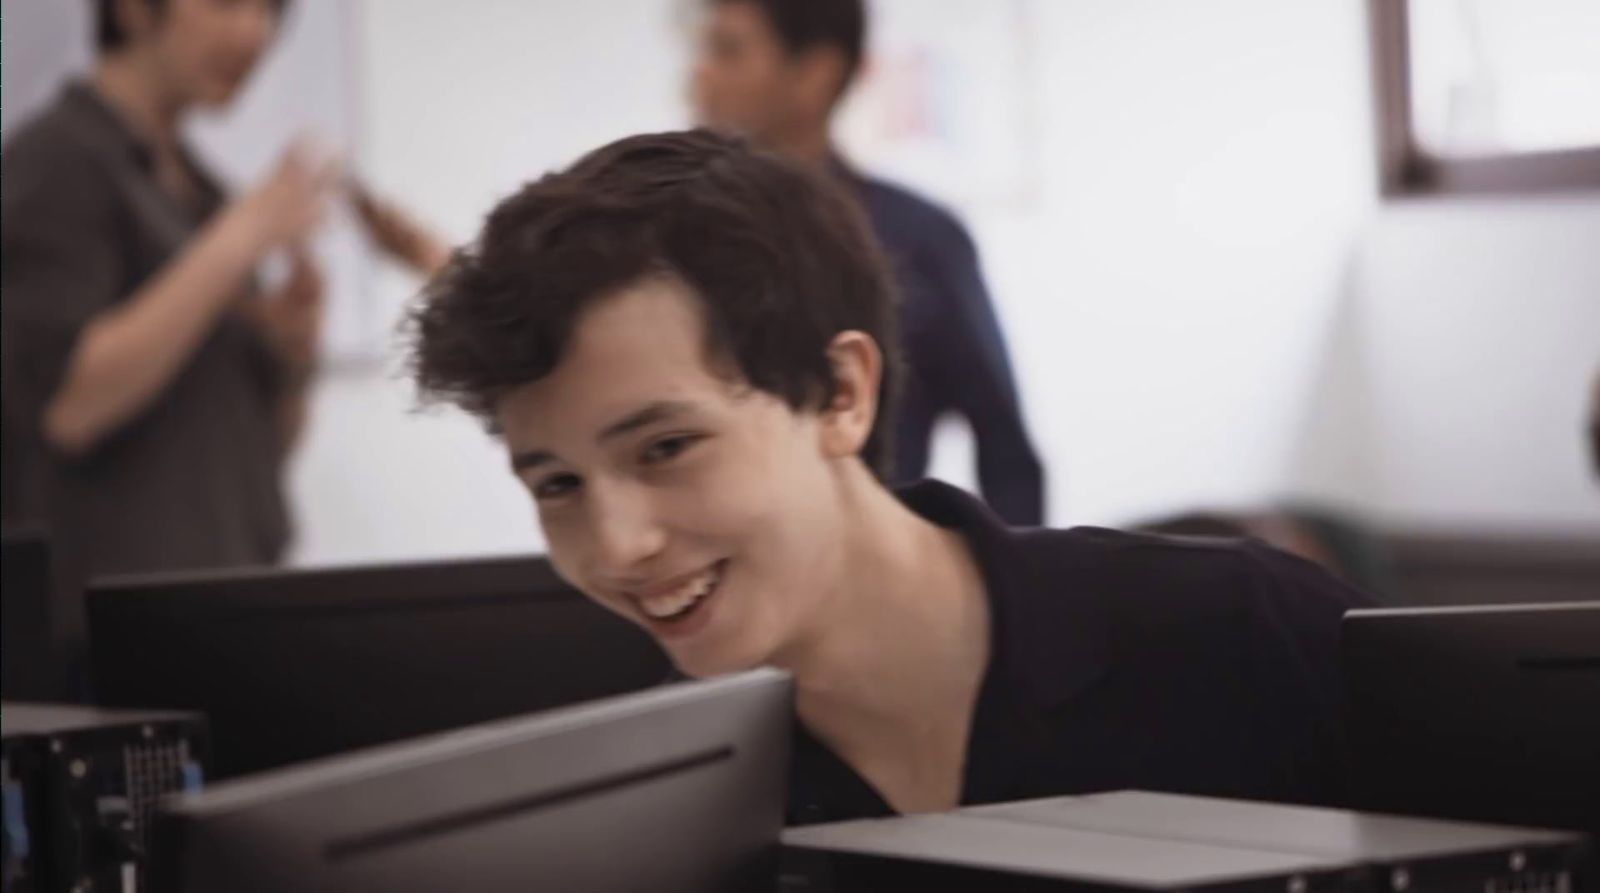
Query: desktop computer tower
[{"left": 1, "top": 704, "right": 207, "bottom": 893}]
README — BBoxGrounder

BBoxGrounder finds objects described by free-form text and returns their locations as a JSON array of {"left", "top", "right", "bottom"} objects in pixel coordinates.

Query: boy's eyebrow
[
  {"left": 597, "top": 400, "right": 695, "bottom": 443},
  {"left": 510, "top": 401, "right": 697, "bottom": 471},
  {"left": 511, "top": 450, "right": 555, "bottom": 472}
]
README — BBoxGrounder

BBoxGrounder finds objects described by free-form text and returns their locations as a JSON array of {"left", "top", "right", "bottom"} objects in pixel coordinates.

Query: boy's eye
[
  {"left": 534, "top": 473, "right": 582, "bottom": 501},
  {"left": 641, "top": 434, "right": 703, "bottom": 465}
]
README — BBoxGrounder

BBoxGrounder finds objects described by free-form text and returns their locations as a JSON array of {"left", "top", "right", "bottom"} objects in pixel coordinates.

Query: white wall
[
  {"left": 1291, "top": 197, "right": 1600, "bottom": 533},
  {"left": 287, "top": 0, "right": 1599, "bottom": 566},
  {"left": 961, "top": 0, "right": 1381, "bottom": 527},
  {"left": 0, "top": 0, "right": 94, "bottom": 133}
]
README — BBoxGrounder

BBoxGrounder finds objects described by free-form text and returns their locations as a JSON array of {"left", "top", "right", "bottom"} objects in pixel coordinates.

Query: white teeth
[{"left": 637, "top": 565, "right": 721, "bottom": 620}]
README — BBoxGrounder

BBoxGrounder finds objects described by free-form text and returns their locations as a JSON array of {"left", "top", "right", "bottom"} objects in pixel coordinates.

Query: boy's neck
[
  {"left": 778, "top": 471, "right": 992, "bottom": 760},
  {"left": 765, "top": 116, "right": 836, "bottom": 171}
]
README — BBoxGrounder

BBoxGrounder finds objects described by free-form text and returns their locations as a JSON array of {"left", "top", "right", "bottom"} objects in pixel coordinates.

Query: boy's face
[
  {"left": 496, "top": 277, "right": 852, "bottom": 678},
  {"left": 143, "top": 0, "right": 280, "bottom": 107}
]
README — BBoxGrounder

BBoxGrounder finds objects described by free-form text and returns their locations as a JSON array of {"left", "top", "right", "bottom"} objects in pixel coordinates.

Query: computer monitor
[
  {"left": 88, "top": 555, "right": 671, "bottom": 779},
  {"left": 2, "top": 526, "right": 72, "bottom": 701},
  {"left": 1343, "top": 601, "right": 1600, "bottom": 837},
  {"left": 151, "top": 669, "right": 792, "bottom": 893}
]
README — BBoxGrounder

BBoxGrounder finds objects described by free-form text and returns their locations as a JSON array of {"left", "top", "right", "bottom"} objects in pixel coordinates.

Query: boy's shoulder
[{"left": 997, "top": 522, "right": 1371, "bottom": 643}]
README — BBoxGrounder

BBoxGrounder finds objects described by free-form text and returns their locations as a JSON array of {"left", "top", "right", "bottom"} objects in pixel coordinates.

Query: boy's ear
[{"left": 818, "top": 330, "right": 881, "bottom": 459}]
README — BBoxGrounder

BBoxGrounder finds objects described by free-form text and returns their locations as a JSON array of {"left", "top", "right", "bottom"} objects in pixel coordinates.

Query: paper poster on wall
[{"left": 834, "top": 0, "right": 1039, "bottom": 210}]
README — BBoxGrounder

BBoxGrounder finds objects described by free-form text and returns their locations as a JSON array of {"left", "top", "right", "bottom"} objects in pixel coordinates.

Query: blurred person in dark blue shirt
[{"left": 690, "top": 0, "right": 1046, "bottom": 525}]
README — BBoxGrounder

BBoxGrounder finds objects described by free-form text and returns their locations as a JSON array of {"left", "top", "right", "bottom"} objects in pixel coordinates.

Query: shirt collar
[
  {"left": 60, "top": 80, "right": 160, "bottom": 170},
  {"left": 60, "top": 80, "right": 227, "bottom": 215},
  {"left": 895, "top": 479, "right": 1110, "bottom": 713}
]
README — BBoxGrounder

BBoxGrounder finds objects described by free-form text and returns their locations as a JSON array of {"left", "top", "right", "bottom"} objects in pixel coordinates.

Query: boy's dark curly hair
[{"left": 406, "top": 129, "right": 900, "bottom": 475}]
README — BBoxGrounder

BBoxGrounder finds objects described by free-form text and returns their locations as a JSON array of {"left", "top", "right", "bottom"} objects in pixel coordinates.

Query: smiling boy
[{"left": 407, "top": 130, "right": 1372, "bottom": 825}]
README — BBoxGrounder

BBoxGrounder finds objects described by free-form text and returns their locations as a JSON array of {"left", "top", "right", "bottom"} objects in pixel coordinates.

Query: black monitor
[
  {"left": 88, "top": 555, "right": 671, "bottom": 779},
  {"left": 2, "top": 526, "right": 72, "bottom": 701},
  {"left": 1343, "top": 601, "right": 1600, "bottom": 837},
  {"left": 151, "top": 669, "right": 792, "bottom": 893}
]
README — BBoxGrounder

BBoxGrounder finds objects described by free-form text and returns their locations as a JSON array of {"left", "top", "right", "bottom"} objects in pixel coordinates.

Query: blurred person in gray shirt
[{"left": 1, "top": 0, "right": 331, "bottom": 592}]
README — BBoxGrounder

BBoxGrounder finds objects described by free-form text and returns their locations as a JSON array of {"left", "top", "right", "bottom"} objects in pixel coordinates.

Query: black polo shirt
[
  {"left": 787, "top": 480, "right": 1373, "bottom": 825},
  {"left": 1, "top": 82, "right": 290, "bottom": 590}
]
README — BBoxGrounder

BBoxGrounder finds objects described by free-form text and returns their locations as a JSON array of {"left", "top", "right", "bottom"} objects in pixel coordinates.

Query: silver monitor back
[{"left": 152, "top": 669, "right": 793, "bottom": 893}]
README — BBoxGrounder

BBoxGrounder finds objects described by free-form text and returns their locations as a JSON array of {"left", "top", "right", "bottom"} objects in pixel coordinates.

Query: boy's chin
[{"left": 668, "top": 645, "right": 768, "bottom": 681}]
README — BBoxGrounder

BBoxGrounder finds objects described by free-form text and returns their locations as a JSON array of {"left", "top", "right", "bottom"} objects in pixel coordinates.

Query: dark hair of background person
[
  {"left": 712, "top": 0, "right": 866, "bottom": 96},
  {"left": 407, "top": 128, "right": 902, "bottom": 476},
  {"left": 94, "top": 0, "right": 293, "bottom": 51}
]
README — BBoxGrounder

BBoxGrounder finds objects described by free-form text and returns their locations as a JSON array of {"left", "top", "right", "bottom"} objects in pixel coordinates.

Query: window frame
[{"left": 1368, "top": 0, "right": 1600, "bottom": 197}]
